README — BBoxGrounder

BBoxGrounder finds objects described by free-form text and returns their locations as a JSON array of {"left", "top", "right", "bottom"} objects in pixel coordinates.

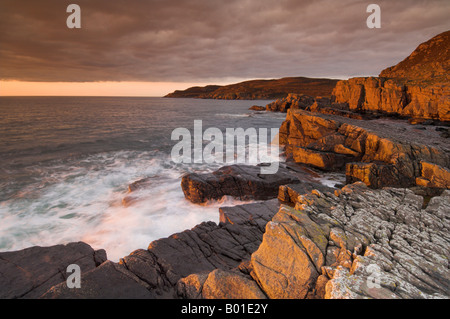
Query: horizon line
[{"left": 0, "top": 75, "right": 358, "bottom": 97}]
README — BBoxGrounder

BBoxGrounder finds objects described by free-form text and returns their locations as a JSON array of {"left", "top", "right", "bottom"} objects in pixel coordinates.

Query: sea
[{"left": 0, "top": 96, "right": 342, "bottom": 261}]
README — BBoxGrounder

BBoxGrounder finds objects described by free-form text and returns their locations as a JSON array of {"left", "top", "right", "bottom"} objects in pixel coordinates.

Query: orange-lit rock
[
  {"left": 185, "top": 184, "right": 450, "bottom": 299},
  {"left": 280, "top": 109, "right": 449, "bottom": 189},
  {"left": 332, "top": 30, "right": 450, "bottom": 122},
  {"left": 332, "top": 77, "right": 449, "bottom": 122},
  {"left": 416, "top": 161, "right": 450, "bottom": 188},
  {"left": 185, "top": 269, "right": 267, "bottom": 299}
]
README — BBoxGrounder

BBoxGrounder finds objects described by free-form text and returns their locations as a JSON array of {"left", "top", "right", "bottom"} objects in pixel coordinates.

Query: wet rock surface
[
  {"left": 181, "top": 164, "right": 303, "bottom": 204},
  {"left": 118, "top": 199, "right": 280, "bottom": 298}
]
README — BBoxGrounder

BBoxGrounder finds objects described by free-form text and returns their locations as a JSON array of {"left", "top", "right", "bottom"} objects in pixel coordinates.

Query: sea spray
[
  {"left": 0, "top": 97, "right": 284, "bottom": 261},
  {"left": 0, "top": 150, "right": 257, "bottom": 261}
]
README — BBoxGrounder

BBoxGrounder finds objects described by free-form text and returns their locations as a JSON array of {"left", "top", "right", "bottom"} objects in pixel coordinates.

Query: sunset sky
[{"left": 1, "top": 0, "right": 449, "bottom": 96}]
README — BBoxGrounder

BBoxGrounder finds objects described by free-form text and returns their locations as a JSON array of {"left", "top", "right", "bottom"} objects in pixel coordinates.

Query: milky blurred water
[{"left": 0, "top": 96, "right": 287, "bottom": 260}]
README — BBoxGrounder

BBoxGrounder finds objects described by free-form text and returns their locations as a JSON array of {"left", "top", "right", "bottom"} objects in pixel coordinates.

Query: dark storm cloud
[{"left": 0, "top": 0, "right": 449, "bottom": 82}]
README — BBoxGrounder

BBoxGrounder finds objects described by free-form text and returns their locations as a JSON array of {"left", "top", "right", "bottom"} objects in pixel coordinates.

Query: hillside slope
[
  {"left": 165, "top": 77, "right": 339, "bottom": 100},
  {"left": 380, "top": 30, "right": 450, "bottom": 81}
]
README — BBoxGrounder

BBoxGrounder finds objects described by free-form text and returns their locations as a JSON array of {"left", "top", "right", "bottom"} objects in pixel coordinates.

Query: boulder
[
  {"left": 181, "top": 164, "right": 302, "bottom": 204},
  {"left": 250, "top": 206, "right": 329, "bottom": 299},
  {"left": 266, "top": 94, "right": 316, "bottom": 112},
  {"left": 2, "top": 199, "right": 281, "bottom": 299}
]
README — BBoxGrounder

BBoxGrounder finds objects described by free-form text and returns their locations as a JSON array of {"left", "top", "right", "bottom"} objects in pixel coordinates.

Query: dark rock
[
  {"left": 127, "top": 177, "right": 152, "bottom": 193},
  {"left": 0, "top": 242, "right": 106, "bottom": 299},
  {"left": 1, "top": 199, "right": 281, "bottom": 299},
  {"left": 41, "top": 260, "right": 154, "bottom": 299},
  {"left": 122, "top": 177, "right": 153, "bottom": 207},
  {"left": 181, "top": 164, "right": 301, "bottom": 204},
  {"left": 165, "top": 77, "right": 338, "bottom": 100},
  {"left": 120, "top": 199, "right": 280, "bottom": 298}
]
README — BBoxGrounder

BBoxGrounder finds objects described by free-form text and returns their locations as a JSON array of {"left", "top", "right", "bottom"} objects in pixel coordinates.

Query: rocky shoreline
[
  {"left": 1, "top": 180, "right": 448, "bottom": 299},
  {"left": 1, "top": 112, "right": 448, "bottom": 299},
  {"left": 1, "top": 31, "right": 449, "bottom": 299}
]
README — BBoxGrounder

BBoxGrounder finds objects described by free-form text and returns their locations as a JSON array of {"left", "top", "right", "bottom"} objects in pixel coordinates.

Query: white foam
[
  {"left": 313, "top": 172, "right": 346, "bottom": 188},
  {"left": 0, "top": 150, "right": 255, "bottom": 261},
  {"left": 216, "top": 113, "right": 251, "bottom": 118}
]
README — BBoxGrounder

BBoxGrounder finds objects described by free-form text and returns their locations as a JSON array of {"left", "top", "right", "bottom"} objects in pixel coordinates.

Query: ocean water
[{"left": 0, "top": 96, "right": 288, "bottom": 261}]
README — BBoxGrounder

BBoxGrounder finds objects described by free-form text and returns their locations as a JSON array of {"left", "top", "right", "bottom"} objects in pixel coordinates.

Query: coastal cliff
[
  {"left": 264, "top": 30, "right": 450, "bottom": 123},
  {"left": 332, "top": 77, "right": 449, "bottom": 122}
]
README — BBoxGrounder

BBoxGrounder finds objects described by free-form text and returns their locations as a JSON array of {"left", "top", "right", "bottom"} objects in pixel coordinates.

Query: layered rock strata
[
  {"left": 333, "top": 30, "right": 450, "bottom": 122},
  {"left": 266, "top": 31, "right": 450, "bottom": 123},
  {"left": 332, "top": 77, "right": 449, "bottom": 122},
  {"left": 178, "top": 183, "right": 450, "bottom": 299},
  {"left": 265, "top": 83, "right": 449, "bottom": 123},
  {"left": 2, "top": 183, "right": 449, "bottom": 299},
  {"left": 279, "top": 109, "right": 450, "bottom": 189}
]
